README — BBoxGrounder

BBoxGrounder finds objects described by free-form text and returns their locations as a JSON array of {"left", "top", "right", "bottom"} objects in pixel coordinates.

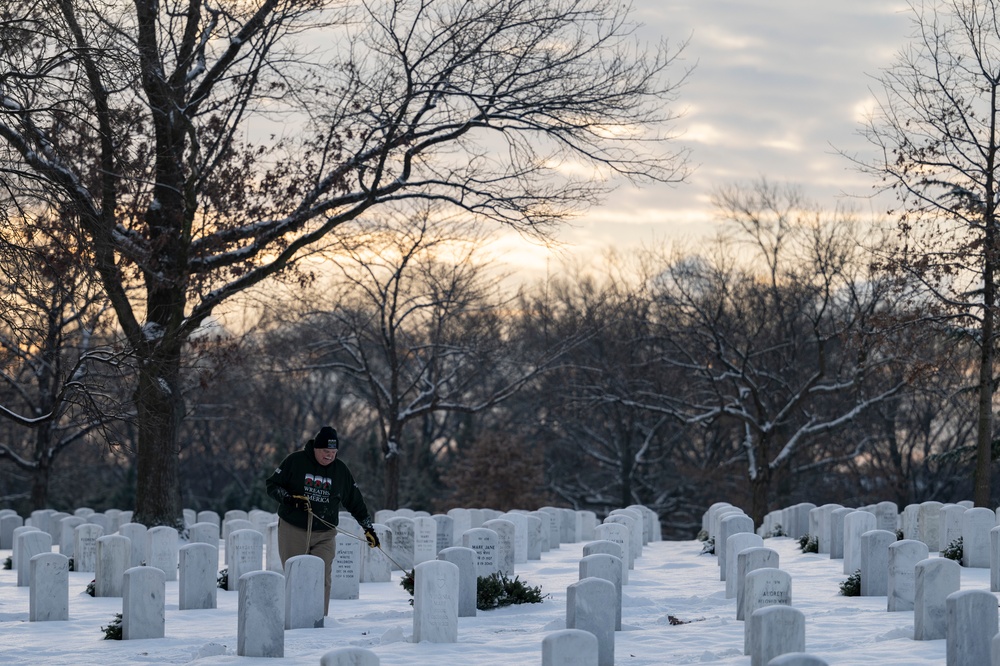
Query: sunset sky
[{"left": 496, "top": 1, "right": 914, "bottom": 279}]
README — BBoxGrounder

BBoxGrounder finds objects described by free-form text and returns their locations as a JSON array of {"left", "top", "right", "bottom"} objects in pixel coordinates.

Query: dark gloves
[
  {"left": 283, "top": 494, "right": 311, "bottom": 513},
  {"left": 360, "top": 517, "right": 380, "bottom": 548}
]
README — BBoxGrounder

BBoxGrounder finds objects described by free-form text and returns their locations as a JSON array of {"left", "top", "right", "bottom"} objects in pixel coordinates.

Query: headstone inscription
[
  {"left": 736, "top": 547, "right": 780, "bottom": 621},
  {"left": 461, "top": 527, "right": 499, "bottom": 578},
  {"left": 385, "top": 517, "right": 415, "bottom": 571},
  {"left": 482, "top": 518, "right": 516, "bottom": 576},
  {"left": 73, "top": 523, "right": 102, "bottom": 573},
  {"left": 743, "top": 568, "right": 792, "bottom": 655},
  {"left": 331, "top": 531, "right": 362, "bottom": 600},
  {"left": 412, "top": 516, "right": 438, "bottom": 566},
  {"left": 226, "top": 528, "right": 264, "bottom": 592}
]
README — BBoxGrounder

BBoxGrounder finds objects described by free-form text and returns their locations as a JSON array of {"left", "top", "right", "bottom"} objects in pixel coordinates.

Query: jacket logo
[{"left": 305, "top": 473, "right": 332, "bottom": 490}]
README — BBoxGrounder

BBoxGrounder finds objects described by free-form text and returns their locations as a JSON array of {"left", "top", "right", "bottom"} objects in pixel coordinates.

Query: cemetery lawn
[{"left": 0, "top": 535, "right": 973, "bottom": 665}]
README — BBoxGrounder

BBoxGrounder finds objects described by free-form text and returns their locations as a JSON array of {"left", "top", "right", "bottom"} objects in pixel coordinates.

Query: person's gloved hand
[
  {"left": 360, "top": 518, "right": 380, "bottom": 548},
  {"left": 283, "top": 494, "right": 311, "bottom": 512}
]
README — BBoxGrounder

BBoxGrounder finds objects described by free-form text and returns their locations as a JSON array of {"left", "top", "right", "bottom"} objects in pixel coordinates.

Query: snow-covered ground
[{"left": 0, "top": 534, "right": 976, "bottom": 665}]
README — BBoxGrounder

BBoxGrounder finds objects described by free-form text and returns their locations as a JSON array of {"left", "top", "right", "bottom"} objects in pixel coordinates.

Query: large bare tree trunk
[{"left": 133, "top": 349, "right": 184, "bottom": 528}]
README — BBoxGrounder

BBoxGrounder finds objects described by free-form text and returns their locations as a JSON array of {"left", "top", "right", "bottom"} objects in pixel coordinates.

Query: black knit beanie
[{"left": 313, "top": 426, "right": 339, "bottom": 449}]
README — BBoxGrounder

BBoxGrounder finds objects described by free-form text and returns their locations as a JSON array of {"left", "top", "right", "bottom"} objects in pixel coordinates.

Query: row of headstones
[
  {"left": 20, "top": 546, "right": 402, "bottom": 662},
  {"left": 183, "top": 502, "right": 651, "bottom": 660},
  {"left": 0, "top": 506, "right": 273, "bottom": 566},
  {"left": 704, "top": 501, "right": 1000, "bottom": 666},
  {"left": 1, "top": 504, "right": 660, "bottom": 579},
  {"left": 750, "top": 499, "right": 1000, "bottom": 605},
  {"left": 709, "top": 499, "right": 1000, "bottom": 575},
  {"left": 756, "top": 499, "right": 1000, "bottom": 566},
  {"left": 8, "top": 515, "right": 396, "bottom": 613},
  {"left": 0, "top": 506, "right": 275, "bottom": 549},
  {"left": 4, "top": 503, "right": 659, "bottom": 664},
  {"left": 385, "top": 504, "right": 659, "bottom": 666},
  {"left": 6, "top": 504, "right": 654, "bottom": 607},
  {"left": 376, "top": 504, "right": 656, "bottom": 577},
  {"left": 374, "top": 504, "right": 659, "bottom": 565},
  {"left": 701, "top": 505, "right": 805, "bottom": 666},
  {"left": 544, "top": 504, "right": 664, "bottom": 666}
]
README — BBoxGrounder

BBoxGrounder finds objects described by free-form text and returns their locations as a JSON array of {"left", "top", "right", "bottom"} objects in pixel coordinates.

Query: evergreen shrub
[{"left": 839, "top": 569, "right": 861, "bottom": 596}]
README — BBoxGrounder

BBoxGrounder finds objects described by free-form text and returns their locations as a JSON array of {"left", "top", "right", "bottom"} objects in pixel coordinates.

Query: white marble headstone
[
  {"left": 947, "top": 589, "right": 998, "bottom": 666},
  {"left": 887, "top": 539, "right": 929, "bottom": 612},
  {"left": 178, "top": 542, "right": 218, "bottom": 610},
  {"left": 237, "top": 570, "right": 284, "bottom": 657},
  {"left": 29, "top": 552, "right": 68, "bottom": 621},
  {"left": 412, "top": 560, "right": 459, "bottom": 643},
  {"left": 566, "top": 577, "right": 615, "bottom": 666},
  {"left": 122, "top": 566, "right": 165, "bottom": 640},
  {"left": 914, "top": 556, "right": 960, "bottom": 640}
]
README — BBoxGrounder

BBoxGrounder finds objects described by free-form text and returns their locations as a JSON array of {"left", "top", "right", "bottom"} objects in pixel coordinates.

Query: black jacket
[{"left": 265, "top": 440, "right": 371, "bottom": 531}]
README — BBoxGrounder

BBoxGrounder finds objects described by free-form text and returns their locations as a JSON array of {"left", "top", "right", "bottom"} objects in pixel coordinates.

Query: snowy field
[{"left": 0, "top": 534, "right": 980, "bottom": 665}]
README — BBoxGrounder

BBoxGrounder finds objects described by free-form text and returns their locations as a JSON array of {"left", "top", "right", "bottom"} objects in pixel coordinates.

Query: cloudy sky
[{"left": 499, "top": 0, "right": 914, "bottom": 277}]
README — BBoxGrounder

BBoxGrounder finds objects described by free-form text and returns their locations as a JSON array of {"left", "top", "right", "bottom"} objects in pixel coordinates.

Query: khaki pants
[{"left": 277, "top": 518, "right": 337, "bottom": 615}]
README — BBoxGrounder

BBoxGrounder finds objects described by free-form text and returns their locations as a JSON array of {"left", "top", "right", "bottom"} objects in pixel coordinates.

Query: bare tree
[
  {"left": 0, "top": 208, "right": 126, "bottom": 508},
  {"left": 637, "top": 182, "right": 904, "bottom": 523},
  {"left": 855, "top": 0, "right": 1000, "bottom": 506},
  {"left": 0, "top": 0, "right": 688, "bottom": 524},
  {"left": 438, "top": 429, "right": 552, "bottom": 512},
  {"left": 859, "top": 341, "right": 978, "bottom": 506},
  {"left": 513, "top": 258, "right": 692, "bottom": 520},
  {"left": 283, "top": 212, "right": 570, "bottom": 508}
]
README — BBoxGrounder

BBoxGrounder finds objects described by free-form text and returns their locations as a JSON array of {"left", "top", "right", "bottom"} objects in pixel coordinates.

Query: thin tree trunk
[
  {"left": 975, "top": 248, "right": 995, "bottom": 507},
  {"left": 384, "top": 453, "right": 399, "bottom": 510},
  {"left": 30, "top": 455, "right": 50, "bottom": 510},
  {"left": 750, "top": 471, "right": 770, "bottom": 529}
]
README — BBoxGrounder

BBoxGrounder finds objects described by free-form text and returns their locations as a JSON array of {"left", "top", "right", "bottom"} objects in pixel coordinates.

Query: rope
[{"left": 299, "top": 500, "right": 410, "bottom": 573}]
